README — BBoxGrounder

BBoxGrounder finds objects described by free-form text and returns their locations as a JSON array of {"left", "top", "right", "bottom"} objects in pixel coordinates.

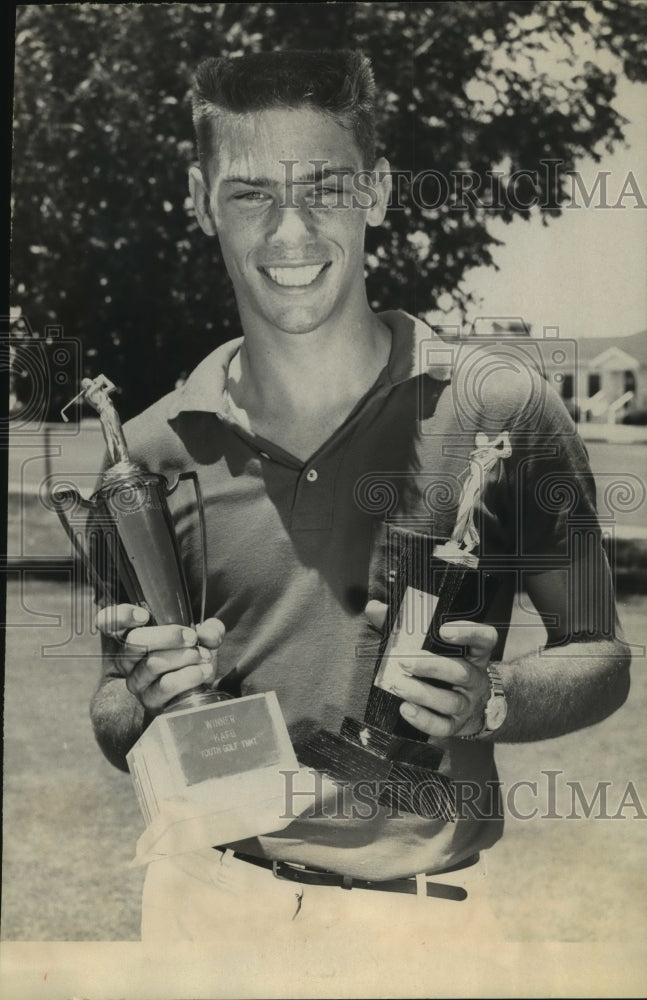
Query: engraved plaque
[{"left": 165, "top": 697, "right": 282, "bottom": 785}]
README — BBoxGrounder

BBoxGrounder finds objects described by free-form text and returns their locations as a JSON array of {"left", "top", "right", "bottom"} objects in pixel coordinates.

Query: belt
[{"left": 217, "top": 850, "right": 480, "bottom": 902}]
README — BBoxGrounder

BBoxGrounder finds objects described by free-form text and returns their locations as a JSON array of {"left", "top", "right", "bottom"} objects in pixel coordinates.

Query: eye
[
  {"left": 306, "top": 185, "right": 344, "bottom": 208},
  {"left": 233, "top": 190, "right": 271, "bottom": 203}
]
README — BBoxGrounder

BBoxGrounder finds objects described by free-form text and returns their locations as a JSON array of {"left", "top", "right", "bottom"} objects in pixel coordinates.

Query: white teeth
[{"left": 265, "top": 264, "right": 326, "bottom": 287}]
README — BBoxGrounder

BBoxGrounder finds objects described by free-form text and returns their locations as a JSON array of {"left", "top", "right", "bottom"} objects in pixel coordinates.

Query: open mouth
[{"left": 261, "top": 262, "right": 331, "bottom": 288}]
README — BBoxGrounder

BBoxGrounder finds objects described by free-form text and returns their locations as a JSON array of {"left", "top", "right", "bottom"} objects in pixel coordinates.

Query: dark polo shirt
[{"left": 121, "top": 309, "right": 605, "bottom": 878}]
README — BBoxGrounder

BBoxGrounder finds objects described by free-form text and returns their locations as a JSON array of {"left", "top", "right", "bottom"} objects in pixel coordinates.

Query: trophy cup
[
  {"left": 298, "top": 432, "right": 511, "bottom": 821},
  {"left": 51, "top": 375, "right": 299, "bottom": 862}
]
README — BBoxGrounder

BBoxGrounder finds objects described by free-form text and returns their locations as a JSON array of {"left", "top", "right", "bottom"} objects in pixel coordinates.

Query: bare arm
[
  {"left": 489, "top": 567, "right": 630, "bottom": 742},
  {"left": 90, "top": 633, "right": 149, "bottom": 773},
  {"left": 489, "top": 637, "right": 629, "bottom": 743}
]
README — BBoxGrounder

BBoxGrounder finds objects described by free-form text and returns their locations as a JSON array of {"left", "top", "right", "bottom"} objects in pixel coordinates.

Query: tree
[{"left": 11, "top": 2, "right": 647, "bottom": 419}]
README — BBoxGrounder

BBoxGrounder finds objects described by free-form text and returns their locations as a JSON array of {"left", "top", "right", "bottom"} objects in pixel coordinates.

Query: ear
[
  {"left": 188, "top": 164, "right": 217, "bottom": 236},
  {"left": 366, "top": 156, "right": 392, "bottom": 228}
]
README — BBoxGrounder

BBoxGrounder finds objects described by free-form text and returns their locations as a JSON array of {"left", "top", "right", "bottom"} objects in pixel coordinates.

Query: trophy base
[
  {"left": 340, "top": 716, "right": 444, "bottom": 770},
  {"left": 127, "top": 691, "right": 301, "bottom": 862},
  {"left": 297, "top": 727, "right": 456, "bottom": 821}
]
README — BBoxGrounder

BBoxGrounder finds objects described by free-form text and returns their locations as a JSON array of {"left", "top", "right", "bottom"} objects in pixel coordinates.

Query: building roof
[
  {"left": 574, "top": 330, "right": 647, "bottom": 367},
  {"left": 588, "top": 346, "right": 641, "bottom": 371}
]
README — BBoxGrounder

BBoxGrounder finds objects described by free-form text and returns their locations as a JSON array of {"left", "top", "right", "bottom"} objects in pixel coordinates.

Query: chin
[{"left": 267, "top": 309, "right": 332, "bottom": 336}]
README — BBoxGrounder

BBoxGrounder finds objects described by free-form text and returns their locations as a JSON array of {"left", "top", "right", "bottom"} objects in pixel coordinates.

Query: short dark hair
[{"left": 191, "top": 49, "right": 377, "bottom": 180}]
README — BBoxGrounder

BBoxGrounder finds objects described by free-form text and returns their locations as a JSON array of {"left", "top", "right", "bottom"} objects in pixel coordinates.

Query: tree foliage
[{"left": 11, "top": 1, "right": 647, "bottom": 419}]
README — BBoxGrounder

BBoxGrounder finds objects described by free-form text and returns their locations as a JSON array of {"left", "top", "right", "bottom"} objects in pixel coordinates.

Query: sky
[{"left": 457, "top": 79, "right": 647, "bottom": 341}]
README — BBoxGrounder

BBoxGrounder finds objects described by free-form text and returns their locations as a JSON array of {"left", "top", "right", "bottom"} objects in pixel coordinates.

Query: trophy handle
[
  {"left": 162, "top": 470, "right": 232, "bottom": 710},
  {"left": 165, "top": 471, "right": 208, "bottom": 625},
  {"left": 48, "top": 485, "right": 117, "bottom": 608}
]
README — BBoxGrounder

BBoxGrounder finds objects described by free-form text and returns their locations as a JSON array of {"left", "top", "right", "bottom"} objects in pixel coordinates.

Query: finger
[
  {"left": 438, "top": 622, "right": 498, "bottom": 664},
  {"left": 364, "top": 600, "right": 388, "bottom": 632},
  {"left": 122, "top": 624, "right": 198, "bottom": 658},
  {"left": 140, "top": 659, "right": 217, "bottom": 713},
  {"left": 95, "top": 603, "right": 149, "bottom": 636},
  {"left": 196, "top": 617, "right": 226, "bottom": 648},
  {"left": 387, "top": 673, "right": 467, "bottom": 719},
  {"left": 396, "top": 653, "right": 473, "bottom": 688},
  {"left": 399, "top": 702, "right": 457, "bottom": 740},
  {"left": 126, "top": 644, "right": 213, "bottom": 697}
]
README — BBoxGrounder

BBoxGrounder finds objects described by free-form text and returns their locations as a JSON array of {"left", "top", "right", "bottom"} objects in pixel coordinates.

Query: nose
[{"left": 266, "top": 202, "right": 315, "bottom": 246}]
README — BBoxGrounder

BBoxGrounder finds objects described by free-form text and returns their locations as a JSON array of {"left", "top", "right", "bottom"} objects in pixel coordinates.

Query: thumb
[
  {"left": 364, "top": 599, "right": 388, "bottom": 632},
  {"left": 196, "top": 617, "right": 226, "bottom": 649}
]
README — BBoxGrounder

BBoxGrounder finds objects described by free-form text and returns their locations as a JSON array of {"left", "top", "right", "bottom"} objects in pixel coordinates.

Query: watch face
[{"left": 485, "top": 697, "right": 507, "bottom": 731}]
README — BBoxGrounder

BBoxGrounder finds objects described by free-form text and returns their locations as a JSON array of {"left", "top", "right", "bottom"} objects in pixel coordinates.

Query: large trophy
[
  {"left": 298, "top": 432, "right": 510, "bottom": 821},
  {"left": 51, "top": 376, "right": 299, "bottom": 863}
]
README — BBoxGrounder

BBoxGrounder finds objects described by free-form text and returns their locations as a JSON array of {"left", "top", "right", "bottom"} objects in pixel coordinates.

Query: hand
[
  {"left": 365, "top": 600, "right": 498, "bottom": 739},
  {"left": 95, "top": 603, "right": 226, "bottom": 714}
]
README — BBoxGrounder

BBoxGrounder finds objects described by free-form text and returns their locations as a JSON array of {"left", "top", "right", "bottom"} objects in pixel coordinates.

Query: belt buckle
[{"left": 272, "top": 860, "right": 299, "bottom": 882}]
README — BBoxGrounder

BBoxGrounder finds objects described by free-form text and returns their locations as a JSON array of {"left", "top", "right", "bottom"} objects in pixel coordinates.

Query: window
[{"left": 588, "top": 373, "right": 601, "bottom": 396}]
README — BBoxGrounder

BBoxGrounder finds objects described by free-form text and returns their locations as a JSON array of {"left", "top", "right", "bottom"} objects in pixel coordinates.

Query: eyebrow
[
  {"left": 222, "top": 166, "right": 357, "bottom": 187},
  {"left": 222, "top": 176, "right": 277, "bottom": 187}
]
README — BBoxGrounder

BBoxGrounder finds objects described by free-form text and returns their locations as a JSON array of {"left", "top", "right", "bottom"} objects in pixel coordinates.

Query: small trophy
[
  {"left": 51, "top": 376, "right": 299, "bottom": 862},
  {"left": 298, "top": 432, "right": 511, "bottom": 821}
]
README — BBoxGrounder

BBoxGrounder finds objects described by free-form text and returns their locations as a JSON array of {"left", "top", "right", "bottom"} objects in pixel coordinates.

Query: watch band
[{"left": 460, "top": 663, "right": 507, "bottom": 739}]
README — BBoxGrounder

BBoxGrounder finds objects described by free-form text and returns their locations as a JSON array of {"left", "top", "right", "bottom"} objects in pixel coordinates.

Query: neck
[{"left": 231, "top": 302, "right": 391, "bottom": 419}]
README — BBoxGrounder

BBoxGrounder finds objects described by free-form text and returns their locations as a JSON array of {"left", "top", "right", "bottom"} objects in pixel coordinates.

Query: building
[
  {"left": 447, "top": 318, "right": 647, "bottom": 425},
  {"left": 560, "top": 331, "right": 647, "bottom": 423}
]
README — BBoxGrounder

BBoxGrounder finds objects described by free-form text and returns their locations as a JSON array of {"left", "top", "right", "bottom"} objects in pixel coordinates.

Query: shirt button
[{"left": 306, "top": 468, "right": 318, "bottom": 483}]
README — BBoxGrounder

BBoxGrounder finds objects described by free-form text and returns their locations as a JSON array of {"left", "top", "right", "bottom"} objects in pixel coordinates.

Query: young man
[{"left": 91, "top": 50, "right": 629, "bottom": 973}]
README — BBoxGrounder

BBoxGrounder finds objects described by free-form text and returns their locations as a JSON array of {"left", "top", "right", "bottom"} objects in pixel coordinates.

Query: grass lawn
[
  {"left": 2, "top": 576, "right": 646, "bottom": 943},
  {"left": 3, "top": 574, "right": 146, "bottom": 940}
]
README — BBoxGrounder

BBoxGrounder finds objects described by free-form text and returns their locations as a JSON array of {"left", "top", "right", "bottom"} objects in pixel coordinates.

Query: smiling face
[{"left": 189, "top": 107, "right": 390, "bottom": 337}]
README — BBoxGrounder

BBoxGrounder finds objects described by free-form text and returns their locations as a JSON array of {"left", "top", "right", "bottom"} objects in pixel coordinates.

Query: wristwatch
[{"left": 461, "top": 663, "right": 507, "bottom": 739}]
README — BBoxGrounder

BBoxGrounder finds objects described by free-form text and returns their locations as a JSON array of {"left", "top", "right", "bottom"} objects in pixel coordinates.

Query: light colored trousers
[{"left": 141, "top": 848, "right": 503, "bottom": 997}]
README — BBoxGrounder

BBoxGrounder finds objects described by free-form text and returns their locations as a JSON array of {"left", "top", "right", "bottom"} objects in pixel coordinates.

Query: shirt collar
[
  {"left": 380, "top": 309, "right": 454, "bottom": 386},
  {"left": 168, "top": 310, "right": 452, "bottom": 418},
  {"left": 167, "top": 336, "right": 243, "bottom": 420}
]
